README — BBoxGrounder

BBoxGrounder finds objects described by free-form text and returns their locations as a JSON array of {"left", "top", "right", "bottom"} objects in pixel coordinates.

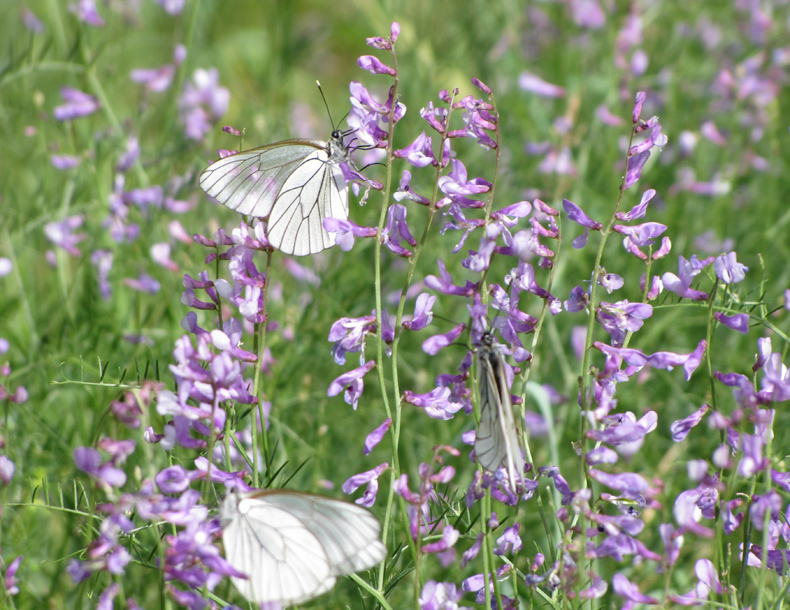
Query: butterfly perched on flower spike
[
  {"left": 220, "top": 487, "right": 386, "bottom": 605},
  {"left": 200, "top": 130, "right": 350, "bottom": 256},
  {"left": 474, "top": 331, "right": 526, "bottom": 492}
]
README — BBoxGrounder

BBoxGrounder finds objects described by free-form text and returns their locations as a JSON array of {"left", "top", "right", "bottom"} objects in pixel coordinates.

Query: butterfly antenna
[{"left": 316, "top": 80, "right": 337, "bottom": 129}]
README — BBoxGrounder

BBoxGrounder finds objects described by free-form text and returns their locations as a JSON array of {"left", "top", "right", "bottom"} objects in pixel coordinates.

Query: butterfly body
[
  {"left": 220, "top": 488, "right": 385, "bottom": 605},
  {"left": 200, "top": 131, "right": 350, "bottom": 256},
  {"left": 474, "top": 333, "right": 526, "bottom": 491}
]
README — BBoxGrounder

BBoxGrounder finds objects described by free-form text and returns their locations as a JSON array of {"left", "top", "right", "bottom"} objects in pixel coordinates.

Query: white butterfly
[
  {"left": 200, "top": 131, "right": 350, "bottom": 256},
  {"left": 220, "top": 488, "right": 386, "bottom": 605},
  {"left": 474, "top": 332, "right": 526, "bottom": 492}
]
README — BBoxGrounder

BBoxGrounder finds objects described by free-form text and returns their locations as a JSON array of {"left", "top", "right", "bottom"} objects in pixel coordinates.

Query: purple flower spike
[
  {"left": 327, "top": 361, "right": 376, "bottom": 410},
  {"left": 363, "top": 418, "right": 392, "bottom": 455},
  {"left": 358, "top": 55, "right": 397, "bottom": 76},
  {"left": 714, "top": 252, "right": 748, "bottom": 284},
  {"left": 714, "top": 312, "right": 749, "bottom": 334},
  {"left": 563, "top": 199, "right": 602, "bottom": 230}
]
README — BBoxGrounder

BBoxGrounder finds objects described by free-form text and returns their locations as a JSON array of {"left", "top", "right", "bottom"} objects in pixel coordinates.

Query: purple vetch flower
[
  {"left": 616, "top": 189, "right": 656, "bottom": 222},
  {"left": 324, "top": 217, "right": 378, "bottom": 252},
  {"left": 381, "top": 204, "right": 417, "bottom": 256},
  {"left": 366, "top": 21, "right": 399, "bottom": 50},
  {"left": 420, "top": 101, "right": 448, "bottom": 134},
  {"left": 70, "top": 0, "right": 104, "bottom": 26},
  {"left": 451, "top": 88, "right": 498, "bottom": 149},
  {"left": 403, "top": 387, "right": 462, "bottom": 420},
  {"left": 179, "top": 68, "right": 230, "bottom": 141},
  {"left": 44, "top": 215, "right": 86, "bottom": 256},
  {"left": 419, "top": 580, "right": 467, "bottom": 610},
  {"left": 625, "top": 116, "right": 667, "bottom": 189},
  {"left": 364, "top": 418, "right": 392, "bottom": 455},
  {"left": 673, "top": 485, "right": 717, "bottom": 537},
  {"left": 564, "top": 285, "right": 589, "bottom": 313},
  {"left": 596, "top": 104, "right": 624, "bottom": 126},
  {"left": 587, "top": 411, "right": 656, "bottom": 449},
  {"left": 738, "top": 434, "right": 769, "bottom": 478},
  {"left": 342, "top": 462, "right": 388, "bottom": 506},
  {"left": 596, "top": 300, "right": 652, "bottom": 345},
  {"left": 3, "top": 555, "right": 22, "bottom": 595},
  {"left": 53, "top": 87, "right": 100, "bottom": 120},
  {"left": 358, "top": 55, "right": 396, "bottom": 76},
  {"left": 91, "top": 250, "right": 113, "bottom": 300},
  {"left": 598, "top": 273, "right": 624, "bottom": 293},
  {"left": 700, "top": 120, "right": 727, "bottom": 145},
  {"left": 74, "top": 446, "right": 128, "bottom": 489},
  {"left": 424, "top": 260, "right": 477, "bottom": 297},
  {"left": 131, "top": 64, "right": 176, "bottom": 92},
  {"left": 402, "top": 293, "right": 436, "bottom": 331},
  {"left": 670, "top": 558, "right": 726, "bottom": 605},
  {"left": 348, "top": 81, "right": 405, "bottom": 148},
  {"left": 21, "top": 8, "right": 45, "bottom": 32},
  {"left": 646, "top": 340, "right": 707, "bottom": 380},
  {"left": 493, "top": 523, "right": 522, "bottom": 556},
  {"left": 461, "top": 533, "right": 483, "bottom": 568},
  {"left": 394, "top": 131, "right": 438, "bottom": 167},
  {"left": 612, "top": 573, "right": 659, "bottom": 605},
  {"left": 150, "top": 243, "right": 179, "bottom": 272},
  {"left": 518, "top": 71, "right": 566, "bottom": 97},
  {"left": 714, "top": 252, "right": 748, "bottom": 284},
  {"left": 670, "top": 404, "right": 709, "bottom": 442},
  {"left": 422, "top": 525, "right": 460, "bottom": 556},
  {"left": 563, "top": 198, "right": 602, "bottom": 230},
  {"left": 438, "top": 160, "right": 491, "bottom": 200},
  {"left": 327, "top": 360, "right": 376, "bottom": 410},
  {"left": 125, "top": 273, "right": 161, "bottom": 294},
  {"left": 394, "top": 170, "right": 432, "bottom": 205},
  {"left": 0, "top": 456, "right": 15, "bottom": 485},
  {"left": 51, "top": 154, "right": 81, "bottom": 170},
  {"left": 328, "top": 314, "right": 377, "bottom": 365},
  {"left": 632, "top": 91, "right": 646, "bottom": 123},
  {"left": 714, "top": 311, "right": 749, "bottom": 334},
  {"left": 422, "top": 324, "right": 466, "bottom": 356},
  {"left": 585, "top": 446, "right": 618, "bottom": 465},
  {"left": 155, "top": 0, "right": 185, "bottom": 15},
  {"left": 589, "top": 469, "right": 651, "bottom": 502},
  {"left": 661, "top": 256, "right": 710, "bottom": 301},
  {"left": 613, "top": 221, "right": 666, "bottom": 248}
]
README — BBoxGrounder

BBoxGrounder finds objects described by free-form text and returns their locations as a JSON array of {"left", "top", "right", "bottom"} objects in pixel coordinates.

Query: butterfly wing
[
  {"left": 266, "top": 150, "right": 349, "bottom": 256},
  {"left": 199, "top": 134, "right": 350, "bottom": 256},
  {"left": 199, "top": 141, "right": 324, "bottom": 220},
  {"left": 221, "top": 491, "right": 335, "bottom": 605},
  {"left": 475, "top": 338, "right": 526, "bottom": 491},
  {"left": 261, "top": 490, "right": 386, "bottom": 575}
]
